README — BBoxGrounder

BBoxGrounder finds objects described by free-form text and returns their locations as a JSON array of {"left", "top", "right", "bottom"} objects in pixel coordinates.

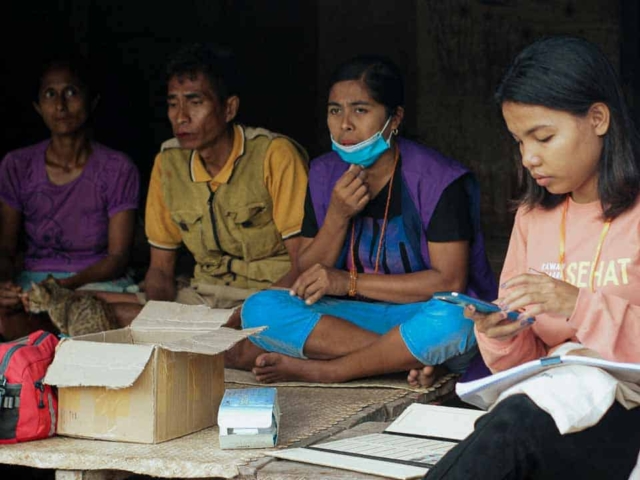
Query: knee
[
  {"left": 111, "top": 303, "right": 142, "bottom": 328},
  {"left": 417, "top": 300, "right": 476, "bottom": 340},
  {"left": 478, "top": 394, "right": 548, "bottom": 437},
  {"left": 241, "top": 290, "right": 290, "bottom": 329},
  {"left": 491, "top": 395, "right": 540, "bottom": 420},
  {"left": 0, "top": 309, "right": 51, "bottom": 341}
]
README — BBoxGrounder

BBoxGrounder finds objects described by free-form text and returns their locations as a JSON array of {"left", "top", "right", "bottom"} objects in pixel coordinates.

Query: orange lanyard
[
  {"left": 559, "top": 197, "right": 611, "bottom": 292},
  {"left": 349, "top": 146, "right": 400, "bottom": 275}
]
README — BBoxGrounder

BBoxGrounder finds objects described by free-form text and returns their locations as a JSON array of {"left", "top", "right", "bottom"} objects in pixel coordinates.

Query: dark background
[{"left": 1, "top": 0, "right": 639, "bottom": 270}]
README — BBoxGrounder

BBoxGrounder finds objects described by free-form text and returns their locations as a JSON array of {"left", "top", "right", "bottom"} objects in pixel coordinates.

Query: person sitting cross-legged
[{"left": 226, "top": 55, "right": 497, "bottom": 387}]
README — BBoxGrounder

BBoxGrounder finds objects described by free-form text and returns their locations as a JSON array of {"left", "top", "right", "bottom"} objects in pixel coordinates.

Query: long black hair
[
  {"left": 496, "top": 36, "right": 640, "bottom": 219},
  {"left": 329, "top": 55, "right": 404, "bottom": 117}
]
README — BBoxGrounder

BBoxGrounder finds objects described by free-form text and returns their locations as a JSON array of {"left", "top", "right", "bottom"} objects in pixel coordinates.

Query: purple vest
[{"left": 309, "top": 137, "right": 497, "bottom": 301}]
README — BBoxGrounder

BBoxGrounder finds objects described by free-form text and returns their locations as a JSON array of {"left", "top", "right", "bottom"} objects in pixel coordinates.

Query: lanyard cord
[
  {"left": 559, "top": 197, "right": 611, "bottom": 292},
  {"left": 349, "top": 145, "right": 400, "bottom": 276}
]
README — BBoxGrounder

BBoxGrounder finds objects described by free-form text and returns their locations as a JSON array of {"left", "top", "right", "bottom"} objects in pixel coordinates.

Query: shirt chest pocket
[
  {"left": 170, "top": 211, "right": 210, "bottom": 253},
  {"left": 226, "top": 203, "right": 271, "bottom": 228},
  {"left": 223, "top": 202, "right": 282, "bottom": 260}
]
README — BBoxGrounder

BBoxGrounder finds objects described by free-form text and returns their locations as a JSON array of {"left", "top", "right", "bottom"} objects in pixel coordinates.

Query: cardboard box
[
  {"left": 218, "top": 387, "right": 280, "bottom": 449},
  {"left": 44, "top": 301, "right": 263, "bottom": 444}
]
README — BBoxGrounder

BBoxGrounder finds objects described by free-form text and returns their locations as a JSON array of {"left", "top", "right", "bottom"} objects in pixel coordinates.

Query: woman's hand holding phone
[
  {"left": 500, "top": 270, "right": 579, "bottom": 320},
  {"left": 433, "top": 291, "right": 535, "bottom": 341},
  {"left": 464, "top": 304, "right": 534, "bottom": 341},
  {"left": 454, "top": 267, "right": 578, "bottom": 341}
]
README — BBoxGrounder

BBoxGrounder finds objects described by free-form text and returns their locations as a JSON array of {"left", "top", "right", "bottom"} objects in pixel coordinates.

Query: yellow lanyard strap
[{"left": 559, "top": 197, "right": 611, "bottom": 292}]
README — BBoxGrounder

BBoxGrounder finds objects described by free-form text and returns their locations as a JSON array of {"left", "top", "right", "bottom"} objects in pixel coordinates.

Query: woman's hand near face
[
  {"left": 289, "top": 264, "right": 350, "bottom": 305},
  {"left": 500, "top": 272, "right": 579, "bottom": 319},
  {"left": 327, "top": 165, "right": 370, "bottom": 222}
]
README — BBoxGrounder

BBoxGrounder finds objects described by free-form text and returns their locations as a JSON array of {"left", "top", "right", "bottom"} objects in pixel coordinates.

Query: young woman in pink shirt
[{"left": 426, "top": 37, "right": 640, "bottom": 480}]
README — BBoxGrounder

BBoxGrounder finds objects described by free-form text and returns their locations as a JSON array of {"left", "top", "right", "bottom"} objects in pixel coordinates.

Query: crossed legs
[
  {"left": 251, "top": 316, "right": 438, "bottom": 385},
  {"left": 225, "top": 314, "right": 381, "bottom": 372},
  {"left": 236, "top": 290, "right": 477, "bottom": 386}
]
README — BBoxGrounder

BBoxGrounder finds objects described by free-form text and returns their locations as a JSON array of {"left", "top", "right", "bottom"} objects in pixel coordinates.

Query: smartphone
[{"left": 433, "top": 291, "right": 520, "bottom": 322}]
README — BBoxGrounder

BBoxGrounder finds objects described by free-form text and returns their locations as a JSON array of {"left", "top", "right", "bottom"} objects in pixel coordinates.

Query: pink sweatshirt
[{"left": 478, "top": 197, "right": 640, "bottom": 372}]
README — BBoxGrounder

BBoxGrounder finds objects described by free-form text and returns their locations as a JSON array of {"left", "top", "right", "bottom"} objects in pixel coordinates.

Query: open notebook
[{"left": 269, "top": 404, "right": 484, "bottom": 480}]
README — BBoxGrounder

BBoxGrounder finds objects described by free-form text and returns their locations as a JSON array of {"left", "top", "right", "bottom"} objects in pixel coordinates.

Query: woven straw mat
[
  {"left": 225, "top": 367, "right": 459, "bottom": 394},
  {"left": 0, "top": 386, "right": 406, "bottom": 478}
]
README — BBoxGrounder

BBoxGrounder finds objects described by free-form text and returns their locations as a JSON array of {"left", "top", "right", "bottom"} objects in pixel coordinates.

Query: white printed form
[
  {"left": 309, "top": 404, "right": 484, "bottom": 467},
  {"left": 309, "top": 432, "right": 457, "bottom": 467}
]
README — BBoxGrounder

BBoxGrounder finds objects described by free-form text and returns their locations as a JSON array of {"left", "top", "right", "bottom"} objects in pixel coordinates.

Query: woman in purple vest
[
  {"left": 239, "top": 55, "right": 496, "bottom": 386},
  {"left": 0, "top": 56, "right": 140, "bottom": 340}
]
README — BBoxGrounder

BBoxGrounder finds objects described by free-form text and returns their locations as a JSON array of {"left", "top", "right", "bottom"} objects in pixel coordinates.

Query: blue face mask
[{"left": 331, "top": 117, "right": 393, "bottom": 168}]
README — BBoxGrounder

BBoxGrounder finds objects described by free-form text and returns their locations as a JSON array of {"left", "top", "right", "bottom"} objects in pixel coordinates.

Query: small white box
[{"left": 218, "top": 387, "right": 280, "bottom": 449}]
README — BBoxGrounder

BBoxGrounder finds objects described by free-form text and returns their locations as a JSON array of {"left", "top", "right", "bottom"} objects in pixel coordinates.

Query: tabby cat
[{"left": 28, "top": 276, "right": 119, "bottom": 337}]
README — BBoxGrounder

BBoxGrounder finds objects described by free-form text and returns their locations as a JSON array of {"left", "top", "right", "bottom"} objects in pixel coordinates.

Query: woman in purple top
[
  {"left": 0, "top": 56, "right": 140, "bottom": 339},
  {"left": 233, "top": 56, "right": 496, "bottom": 386}
]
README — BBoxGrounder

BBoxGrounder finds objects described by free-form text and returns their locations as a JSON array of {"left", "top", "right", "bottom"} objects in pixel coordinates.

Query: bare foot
[
  {"left": 407, "top": 365, "right": 447, "bottom": 388},
  {"left": 252, "top": 352, "right": 326, "bottom": 383}
]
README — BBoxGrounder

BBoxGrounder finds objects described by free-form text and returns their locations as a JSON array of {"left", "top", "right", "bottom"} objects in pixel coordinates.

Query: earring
[{"left": 392, "top": 128, "right": 399, "bottom": 136}]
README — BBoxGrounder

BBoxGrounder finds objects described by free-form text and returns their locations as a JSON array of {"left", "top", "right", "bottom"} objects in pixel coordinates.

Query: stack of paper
[{"left": 456, "top": 355, "right": 640, "bottom": 410}]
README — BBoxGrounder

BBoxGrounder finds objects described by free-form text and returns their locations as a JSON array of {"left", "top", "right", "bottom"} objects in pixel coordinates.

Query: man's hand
[{"left": 289, "top": 264, "right": 350, "bottom": 305}]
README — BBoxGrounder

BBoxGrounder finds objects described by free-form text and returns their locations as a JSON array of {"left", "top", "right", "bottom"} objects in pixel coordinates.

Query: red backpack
[{"left": 0, "top": 330, "right": 59, "bottom": 443}]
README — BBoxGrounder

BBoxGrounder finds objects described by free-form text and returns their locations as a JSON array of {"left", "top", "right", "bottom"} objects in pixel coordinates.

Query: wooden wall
[{"left": 415, "top": 0, "right": 620, "bottom": 247}]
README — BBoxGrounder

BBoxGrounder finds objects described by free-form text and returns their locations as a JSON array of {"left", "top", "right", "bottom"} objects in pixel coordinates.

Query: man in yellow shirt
[{"left": 110, "top": 43, "right": 308, "bottom": 325}]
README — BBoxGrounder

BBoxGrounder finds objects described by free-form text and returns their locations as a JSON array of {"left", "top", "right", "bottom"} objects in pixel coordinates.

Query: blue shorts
[
  {"left": 241, "top": 290, "right": 477, "bottom": 373},
  {"left": 16, "top": 271, "right": 139, "bottom": 293}
]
